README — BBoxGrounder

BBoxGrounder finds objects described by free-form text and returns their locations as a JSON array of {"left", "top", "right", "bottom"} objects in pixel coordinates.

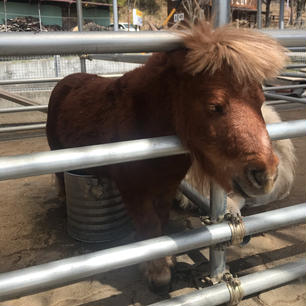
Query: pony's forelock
[{"left": 179, "top": 21, "right": 288, "bottom": 84}]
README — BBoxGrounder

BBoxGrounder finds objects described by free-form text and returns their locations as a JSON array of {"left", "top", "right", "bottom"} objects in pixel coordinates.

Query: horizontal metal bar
[
  {"left": 242, "top": 258, "right": 305, "bottom": 296},
  {"left": 280, "top": 72, "right": 306, "bottom": 78},
  {"left": 244, "top": 203, "right": 306, "bottom": 234},
  {"left": 286, "top": 52, "right": 306, "bottom": 58},
  {"left": 287, "top": 46, "right": 306, "bottom": 51},
  {"left": 151, "top": 279, "right": 230, "bottom": 306},
  {"left": 2, "top": 89, "right": 302, "bottom": 117},
  {"left": 87, "top": 53, "right": 151, "bottom": 64},
  {"left": 263, "top": 84, "right": 306, "bottom": 91},
  {"left": 0, "top": 74, "right": 122, "bottom": 86},
  {"left": 0, "top": 88, "right": 41, "bottom": 107},
  {"left": 1, "top": 89, "right": 303, "bottom": 115},
  {"left": 179, "top": 181, "right": 210, "bottom": 213},
  {"left": 265, "top": 100, "right": 304, "bottom": 107},
  {"left": 0, "top": 120, "right": 305, "bottom": 181},
  {"left": 0, "top": 124, "right": 46, "bottom": 133},
  {"left": 149, "top": 258, "right": 306, "bottom": 306},
  {"left": 286, "top": 64, "right": 306, "bottom": 69},
  {"left": 266, "top": 100, "right": 290, "bottom": 104},
  {"left": 0, "top": 30, "right": 305, "bottom": 57},
  {"left": 0, "top": 77, "right": 62, "bottom": 85},
  {"left": 264, "top": 93, "right": 306, "bottom": 104},
  {"left": 218, "top": 29, "right": 306, "bottom": 47},
  {"left": 0, "top": 32, "right": 183, "bottom": 56},
  {"left": 0, "top": 136, "right": 187, "bottom": 180},
  {"left": 0, "top": 105, "right": 48, "bottom": 114},
  {"left": 0, "top": 203, "right": 304, "bottom": 301},
  {"left": 266, "top": 119, "right": 306, "bottom": 140}
]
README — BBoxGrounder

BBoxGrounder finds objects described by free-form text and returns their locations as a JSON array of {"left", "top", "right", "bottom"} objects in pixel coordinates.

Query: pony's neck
[{"left": 116, "top": 52, "right": 185, "bottom": 137}]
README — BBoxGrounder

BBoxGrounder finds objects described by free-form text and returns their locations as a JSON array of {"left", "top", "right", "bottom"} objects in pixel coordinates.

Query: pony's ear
[{"left": 166, "top": 49, "right": 189, "bottom": 75}]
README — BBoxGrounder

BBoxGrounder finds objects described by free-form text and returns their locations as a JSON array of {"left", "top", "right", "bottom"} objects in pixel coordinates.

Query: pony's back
[{"left": 46, "top": 73, "right": 114, "bottom": 151}]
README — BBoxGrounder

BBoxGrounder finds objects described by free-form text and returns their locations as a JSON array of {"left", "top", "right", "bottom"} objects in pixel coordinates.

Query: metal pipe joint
[
  {"left": 228, "top": 218, "right": 246, "bottom": 246},
  {"left": 223, "top": 273, "right": 244, "bottom": 306}
]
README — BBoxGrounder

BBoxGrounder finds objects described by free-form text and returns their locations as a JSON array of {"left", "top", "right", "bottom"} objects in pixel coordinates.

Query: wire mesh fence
[
  {"left": 0, "top": 2, "right": 139, "bottom": 99},
  {"left": 0, "top": 55, "right": 141, "bottom": 81},
  {"left": 0, "top": 55, "right": 141, "bottom": 108}
]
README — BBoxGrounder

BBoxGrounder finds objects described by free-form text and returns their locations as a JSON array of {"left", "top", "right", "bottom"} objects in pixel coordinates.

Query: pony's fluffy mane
[{"left": 180, "top": 21, "right": 288, "bottom": 84}]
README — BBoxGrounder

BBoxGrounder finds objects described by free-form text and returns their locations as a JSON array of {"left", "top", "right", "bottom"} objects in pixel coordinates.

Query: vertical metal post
[
  {"left": 113, "top": 0, "right": 119, "bottom": 31},
  {"left": 54, "top": 55, "right": 60, "bottom": 77},
  {"left": 209, "top": 0, "right": 230, "bottom": 282},
  {"left": 76, "top": 0, "right": 86, "bottom": 73},
  {"left": 210, "top": 183, "right": 227, "bottom": 224},
  {"left": 76, "top": 0, "right": 84, "bottom": 32},
  {"left": 38, "top": 1, "right": 43, "bottom": 31},
  {"left": 212, "top": 0, "right": 230, "bottom": 28},
  {"left": 209, "top": 182, "right": 227, "bottom": 280},
  {"left": 279, "top": 0, "right": 285, "bottom": 29},
  {"left": 257, "top": 0, "right": 262, "bottom": 29},
  {"left": 4, "top": 0, "right": 7, "bottom": 32},
  {"left": 127, "top": 0, "right": 130, "bottom": 31},
  {"left": 289, "top": 0, "right": 293, "bottom": 25},
  {"left": 68, "top": 4, "right": 71, "bottom": 29}
]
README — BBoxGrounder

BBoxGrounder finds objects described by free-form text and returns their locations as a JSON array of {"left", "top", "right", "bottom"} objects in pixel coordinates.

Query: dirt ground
[{"left": 0, "top": 105, "right": 305, "bottom": 306}]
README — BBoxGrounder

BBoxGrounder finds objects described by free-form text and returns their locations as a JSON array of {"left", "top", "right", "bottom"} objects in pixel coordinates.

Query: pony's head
[{"left": 172, "top": 21, "right": 287, "bottom": 198}]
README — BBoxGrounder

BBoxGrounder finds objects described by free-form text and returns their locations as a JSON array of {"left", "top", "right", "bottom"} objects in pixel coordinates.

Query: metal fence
[
  {"left": 0, "top": 2, "right": 305, "bottom": 305},
  {"left": 0, "top": 126, "right": 305, "bottom": 303},
  {"left": 0, "top": 202, "right": 305, "bottom": 302},
  {"left": 0, "top": 55, "right": 140, "bottom": 81}
]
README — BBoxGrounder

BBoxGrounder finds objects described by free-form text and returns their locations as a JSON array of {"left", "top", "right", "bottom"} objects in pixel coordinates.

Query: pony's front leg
[
  {"left": 123, "top": 195, "right": 174, "bottom": 292},
  {"left": 141, "top": 256, "right": 175, "bottom": 293}
]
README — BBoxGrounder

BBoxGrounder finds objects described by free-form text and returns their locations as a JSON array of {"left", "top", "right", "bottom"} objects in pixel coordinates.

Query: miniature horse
[{"left": 46, "top": 22, "right": 287, "bottom": 291}]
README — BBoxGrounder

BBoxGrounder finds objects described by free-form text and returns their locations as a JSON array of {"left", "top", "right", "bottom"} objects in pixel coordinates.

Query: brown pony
[{"left": 46, "top": 22, "right": 287, "bottom": 291}]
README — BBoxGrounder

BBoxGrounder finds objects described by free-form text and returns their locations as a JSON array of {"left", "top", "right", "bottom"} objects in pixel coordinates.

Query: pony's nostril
[
  {"left": 253, "top": 170, "right": 265, "bottom": 187},
  {"left": 247, "top": 169, "right": 266, "bottom": 189},
  {"left": 247, "top": 167, "right": 277, "bottom": 193}
]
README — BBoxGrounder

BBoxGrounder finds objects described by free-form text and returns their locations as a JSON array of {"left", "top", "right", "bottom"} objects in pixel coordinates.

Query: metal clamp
[
  {"left": 228, "top": 218, "right": 246, "bottom": 245},
  {"left": 80, "top": 54, "right": 90, "bottom": 60},
  {"left": 201, "top": 214, "right": 246, "bottom": 246},
  {"left": 223, "top": 273, "right": 244, "bottom": 305},
  {"left": 200, "top": 215, "right": 213, "bottom": 225}
]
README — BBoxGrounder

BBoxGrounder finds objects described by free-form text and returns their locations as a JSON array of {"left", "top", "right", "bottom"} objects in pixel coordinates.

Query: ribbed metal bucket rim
[{"left": 64, "top": 171, "right": 133, "bottom": 243}]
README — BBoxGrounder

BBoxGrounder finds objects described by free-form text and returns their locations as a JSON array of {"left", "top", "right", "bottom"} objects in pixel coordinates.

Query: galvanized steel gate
[{"left": 0, "top": 1, "right": 306, "bottom": 305}]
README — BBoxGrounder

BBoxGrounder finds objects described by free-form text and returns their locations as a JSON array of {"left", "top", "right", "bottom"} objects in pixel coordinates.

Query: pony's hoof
[
  {"left": 148, "top": 279, "right": 171, "bottom": 295},
  {"left": 141, "top": 257, "right": 173, "bottom": 293}
]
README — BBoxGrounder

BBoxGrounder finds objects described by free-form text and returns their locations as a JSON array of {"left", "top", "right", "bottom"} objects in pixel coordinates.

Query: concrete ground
[{"left": 0, "top": 105, "right": 305, "bottom": 306}]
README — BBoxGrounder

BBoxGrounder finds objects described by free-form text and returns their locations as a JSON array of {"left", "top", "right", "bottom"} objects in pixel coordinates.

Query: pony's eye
[{"left": 208, "top": 104, "right": 223, "bottom": 113}]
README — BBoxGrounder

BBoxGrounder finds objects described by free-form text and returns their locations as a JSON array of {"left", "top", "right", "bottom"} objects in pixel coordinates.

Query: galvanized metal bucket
[{"left": 64, "top": 171, "right": 133, "bottom": 243}]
